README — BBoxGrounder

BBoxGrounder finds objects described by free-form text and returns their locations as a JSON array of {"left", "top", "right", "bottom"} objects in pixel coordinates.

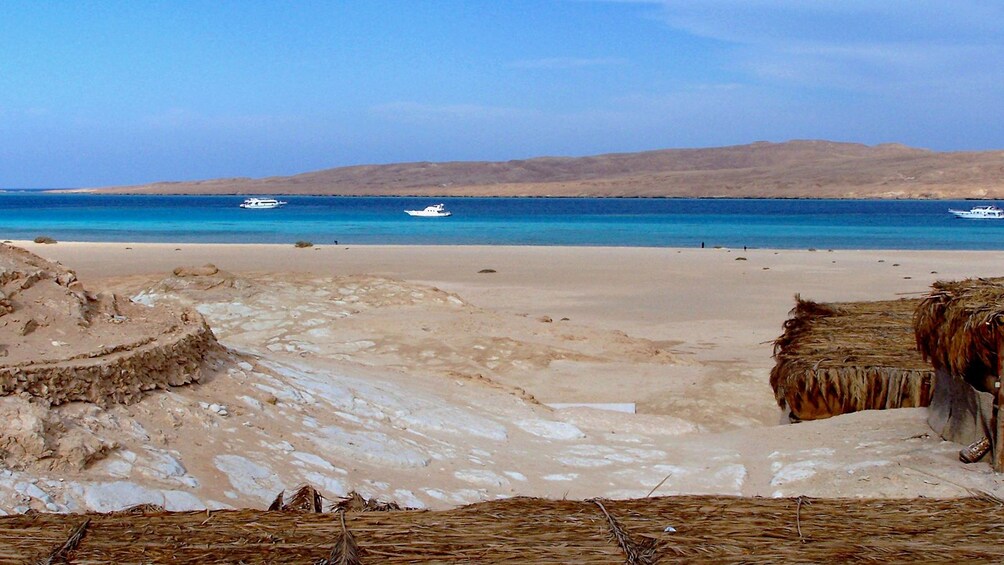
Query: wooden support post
[{"left": 995, "top": 352, "right": 1004, "bottom": 472}]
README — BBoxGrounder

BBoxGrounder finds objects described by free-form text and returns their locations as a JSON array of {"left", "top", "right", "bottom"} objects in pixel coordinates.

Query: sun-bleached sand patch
[
  {"left": 213, "top": 455, "right": 285, "bottom": 502},
  {"left": 454, "top": 469, "right": 510, "bottom": 489},
  {"left": 542, "top": 473, "right": 579, "bottom": 481},
  {"left": 514, "top": 419, "right": 586, "bottom": 440},
  {"left": 83, "top": 482, "right": 167, "bottom": 513}
]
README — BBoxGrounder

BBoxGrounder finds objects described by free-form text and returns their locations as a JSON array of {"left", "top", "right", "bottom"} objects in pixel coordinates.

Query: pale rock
[
  {"left": 130, "top": 292, "right": 157, "bottom": 306},
  {"left": 333, "top": 411, "right": 362, "bottom": 424},
  {"left": 304, "top": 328, "right": 334, "bottom": 339},
  {"left": 303, "top": 472, "right": 346, "bottom": 498},
  {"left": 129, "top": 421, "right": 151, "bottom": 441},
  {"left": 392, "top": 489, "right": 426, "bottom": 508},
  {"left": 846, "top": 460, "right": 890, "bottom": 472},
  {"left": 239, "top": 395, "right": 263, "bottom": 410},
  {"left": 21, "top": 483, "right": 53, "bottom": 505},
  {"left": 450, "top": 489, "right": 487, "bottom": 504},
  {"left": 315, "top": 426, "right": 431, "bottom": 468},
  {"left": 454, "top": 469, "right": 510, "bottom": 489},
  {"left": 771, "top": 461, "right": 820, "bottom": 486},
  {"left": 84, "top": 481, "right": 166, "bottom": 512},
  {"left": 542, "top": 474, "right": 579, "bottom": 481},
  {"left": 713, "top": 464, "right": 748, "bottom": 494},
  {"left": 394, "top": 407, "right": 508, "bottom": 441},
  {"left": 99, "top": 458, "right": 134, "bottom": 478},
  {"left": 138, "top": 450, "right": 187, "bottom": 479},
  {"left": 213, "top": 455, "right": 285, "bottom": 502},
  {"left": 602, "top": 488, "right": 650, "bottom": 499},
  {"left": 422, "top": 488, "right": 449, "bottom": 501},
  {"left": 162, "top": 489, "right": 205, "bottom": 511},
  {"left": 503, "top": 471, "right": 528, "bottom": 482},
  {"left": 291, "top": 451, "right": 336, "bottom": 471},
  {"left": 557, "top": 456, "right": 614, "bottom": 468},
  {"left": 515, "top": 419, "right": 585, "bottom": 440}
]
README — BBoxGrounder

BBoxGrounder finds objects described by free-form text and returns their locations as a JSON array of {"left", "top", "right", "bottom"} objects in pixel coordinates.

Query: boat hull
[
  {"left": 949, "top": 209, "right": 1004, "bottom": 219},
  {"left": 240, "top": 198, "right": 287, "bottom": 209},
  {"left": 405, "top": 211, "right": 451, "bottom": 217}
]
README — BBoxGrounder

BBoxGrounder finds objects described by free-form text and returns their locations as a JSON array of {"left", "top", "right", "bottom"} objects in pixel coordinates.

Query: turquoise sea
[{"left": 2, "top": 193, "right": 1004, "bottom": 250}]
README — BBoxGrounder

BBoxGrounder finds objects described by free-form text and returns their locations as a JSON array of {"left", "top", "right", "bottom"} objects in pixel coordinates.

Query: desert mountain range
[{"left": 86, "top": 140, "right": 1004, "bottom": 199}]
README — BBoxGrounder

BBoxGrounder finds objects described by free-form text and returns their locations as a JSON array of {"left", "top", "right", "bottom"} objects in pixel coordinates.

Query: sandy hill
[{"left": 85, "top": 140, "right": 1004, "bottom": 198}]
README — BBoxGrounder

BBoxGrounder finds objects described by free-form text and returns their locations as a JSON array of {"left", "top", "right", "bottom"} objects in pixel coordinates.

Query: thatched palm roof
[
  {"left": 7, "top": 494, "right": 1004, "bottom": 563},
  {"left": 915, "top": 277, "right": 1004, "bottom": 392},
  {"left": 771, "top": 296, "right": 933, "bottom": 421}
]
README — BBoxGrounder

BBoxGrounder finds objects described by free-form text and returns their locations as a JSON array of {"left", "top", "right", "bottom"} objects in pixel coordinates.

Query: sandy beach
[{"left": 4, "top": 240, "right": 1004, "bottom": 513}]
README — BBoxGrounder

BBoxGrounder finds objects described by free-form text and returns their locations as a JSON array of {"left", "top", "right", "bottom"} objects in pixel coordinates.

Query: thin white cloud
[
  {"left": 507, "top": 57, "right": 628, "bottom": 70},
  {"left": 639, "top": 1, "right": 1004, "bottom": 45},
  {"left": 607, "top": 0, "right": 1004, "bottom": 99}
]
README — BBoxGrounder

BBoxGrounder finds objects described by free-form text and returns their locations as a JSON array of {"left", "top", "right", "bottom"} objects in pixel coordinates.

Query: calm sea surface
[{"left": 2, "top": 193, "right": 1004, "bottom": 250}]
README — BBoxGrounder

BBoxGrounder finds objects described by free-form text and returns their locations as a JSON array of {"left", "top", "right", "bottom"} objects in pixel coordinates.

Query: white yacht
[
  {"left": 405, "top": 203, "right": 452, "bottom": 217},
  {"left": 239, "top": 197, "right": 287, "bottom": 209},
  {"left": 948, "top": 205, "right": 1004, "bottom": 219}
]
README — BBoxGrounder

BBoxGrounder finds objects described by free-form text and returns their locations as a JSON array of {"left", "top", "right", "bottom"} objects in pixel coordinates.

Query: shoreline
[
  {"left": 18, "top": 189, "right": 1004, "bottom": 201},
  {"left": 22, "top": 240, "right": 1004, "bottom": 348}
]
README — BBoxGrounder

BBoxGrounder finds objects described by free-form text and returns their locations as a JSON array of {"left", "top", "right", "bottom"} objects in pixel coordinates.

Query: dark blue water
[{"left": 2, "top": 193, "right": 1003, "bottom": 249}]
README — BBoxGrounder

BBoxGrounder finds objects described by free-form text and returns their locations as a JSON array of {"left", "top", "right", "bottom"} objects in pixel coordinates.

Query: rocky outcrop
[
  {"left": 0, "top": 244, "right": 222, "bottom": 406},
  {"left": 0, "top": 397, "right": 115, "bottom": 471}
]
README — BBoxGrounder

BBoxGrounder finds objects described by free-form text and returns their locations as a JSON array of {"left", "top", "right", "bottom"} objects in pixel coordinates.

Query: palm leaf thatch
[
  {"left": 771, "top": 295, "right": 933, "bottom": 421},
  {"left": 332, "top": 491, "right": 403, "bottom": 512},
  {"left": 915, "top": 277, "right": 1004, "bottom": 392},
  {"left": 269, "top": 484, "right": 326, "bottom": 513},
  {"left": 4, "top": 494, "right": 1004, "bottom": 563}
]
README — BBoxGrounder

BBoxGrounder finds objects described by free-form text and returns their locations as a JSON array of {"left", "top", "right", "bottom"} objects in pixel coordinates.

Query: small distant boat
[
  {"left": 948, "top": 205, "right": 1004, "bottom": 219},
  {"left": 405, "top": 203, "right": 452, "bottom": 217},
  {"left": 239, "top": 197, "right": 287, "bottom": 209}
]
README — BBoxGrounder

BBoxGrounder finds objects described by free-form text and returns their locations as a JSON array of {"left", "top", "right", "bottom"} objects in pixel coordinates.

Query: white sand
[{"left": 4, "top": 241, "right": 1003, "bottom": 511}]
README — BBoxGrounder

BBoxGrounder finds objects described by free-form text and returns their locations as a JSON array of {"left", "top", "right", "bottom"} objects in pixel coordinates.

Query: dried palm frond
[
  {"left": 333, "top": 491, "right": 404, "bottom": 512},
  {"left": 771, "top": 295, "right": 933, "bottom": 420},
  {"left": 315, "top": 511, "right": 361, "bottom": 565},
  {"left": 915, "top": 277, "right": 1004, "bottom": 391},
  {"left": 284, "top": 484, "right": 324, "bottom": 513},
  {"left": 5, "top": 495, "right": 1004, "bottom": 563},
  {"left": 268, "top": 490, "right": 284, "bottom": 511}
]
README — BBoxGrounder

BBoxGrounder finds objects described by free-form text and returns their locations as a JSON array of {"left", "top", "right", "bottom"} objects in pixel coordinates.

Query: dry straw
[
  {"left": 915, "top": 277, "right": 1004, "bottom": 389},
  {"left": 771, "top": 295, "right": 934, "bottom": 420},
  {"left": 6, "top": 491, "right": 1004, "bottom": 563}
]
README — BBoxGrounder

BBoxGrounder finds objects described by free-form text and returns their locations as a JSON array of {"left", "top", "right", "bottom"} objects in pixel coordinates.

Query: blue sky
[{"left": 1, "top": 1, "right": 1002, "bottom": 188}]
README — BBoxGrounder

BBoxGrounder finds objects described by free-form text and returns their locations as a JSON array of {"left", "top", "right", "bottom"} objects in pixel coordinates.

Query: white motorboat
[
  {"left": 405, "top": 203, "right": 452, "bottom": 217},
  {"left": 948, "top": 205, "right": 1004, "bottom": 219},
  {"left": 239, "top": 197, "right": 287, "bottom": 209}
]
